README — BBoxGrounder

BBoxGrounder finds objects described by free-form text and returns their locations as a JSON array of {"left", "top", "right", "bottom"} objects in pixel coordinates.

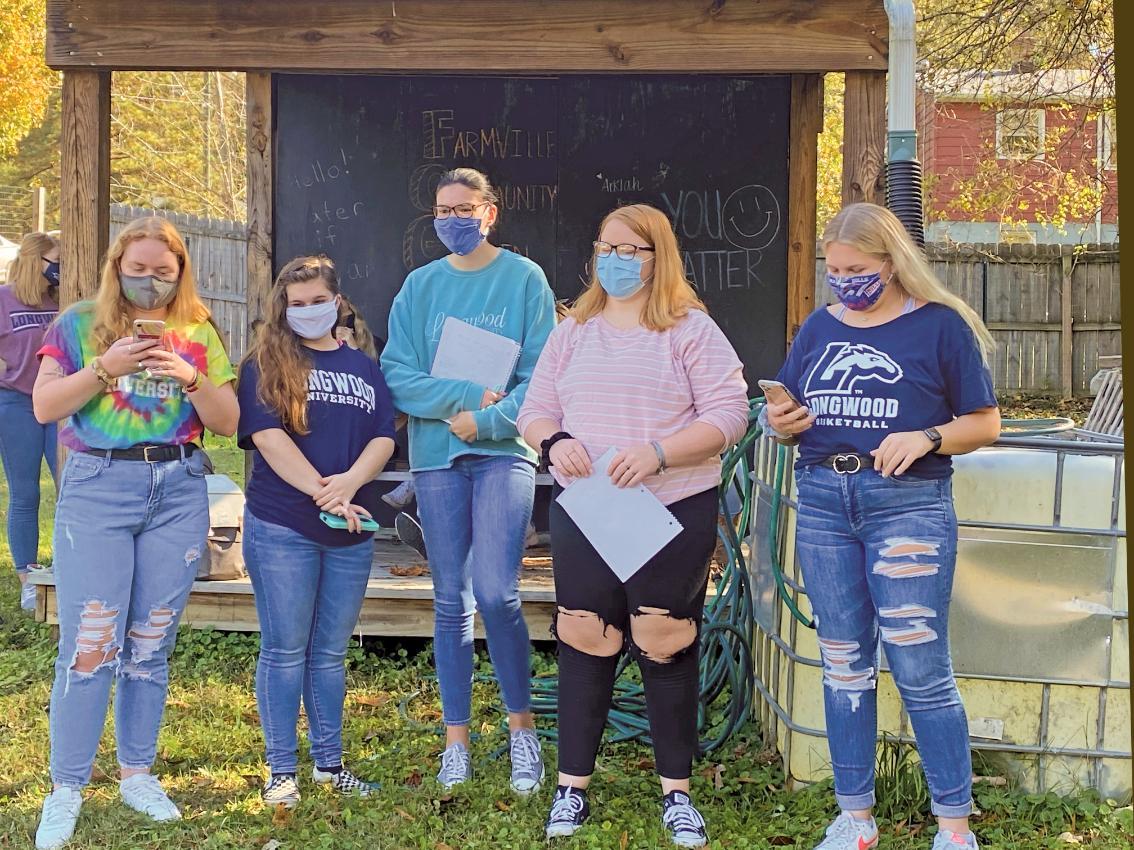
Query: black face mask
[{"left": 43, "top": 260, "right": 60, "bottom": 289}]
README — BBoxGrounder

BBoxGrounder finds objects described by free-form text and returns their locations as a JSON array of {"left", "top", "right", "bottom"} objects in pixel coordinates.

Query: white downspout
[{"left": 885, "top": 0, "right": 918, "bottom": 162}]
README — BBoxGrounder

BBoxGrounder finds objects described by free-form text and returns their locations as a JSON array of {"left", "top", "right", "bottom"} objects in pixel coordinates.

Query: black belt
[
  {"left": 82, "top": 443, "right": 198, "bottom": 463},
  {"left": 815, "top": 453, "right": 875, "bottom": 474}
]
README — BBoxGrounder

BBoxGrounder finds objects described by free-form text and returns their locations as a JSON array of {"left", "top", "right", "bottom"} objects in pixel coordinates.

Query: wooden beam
[
  {"left": 245, "top": 72, "right": 273, "bottom": 327},
  {"left": 787, "top": 75, "right": 823, "bottom": 342},
  {"left": 47, "top": 0, "right": 888, "bottom": 73},
  {"left": 842, "top": 70, "right": 887, "bottom": 206},
  {"left": 59, "top": 71, "right": 111, "bottom": 308}
]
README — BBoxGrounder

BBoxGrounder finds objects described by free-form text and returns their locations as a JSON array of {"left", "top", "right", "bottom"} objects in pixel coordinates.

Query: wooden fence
[
  {"left": 110, "top": 205, "right": 249, "bottom": 359},
  {"left": 107, "top": 206, "right": 1119, "bottom": 396},
  {"left": 816, "top": 243, "right": 1121, "bottom": 397}
]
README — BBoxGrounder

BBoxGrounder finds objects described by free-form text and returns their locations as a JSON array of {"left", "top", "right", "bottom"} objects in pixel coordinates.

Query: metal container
[{"left": 749, "top": 433, "right": 1130, "bottom": 798}]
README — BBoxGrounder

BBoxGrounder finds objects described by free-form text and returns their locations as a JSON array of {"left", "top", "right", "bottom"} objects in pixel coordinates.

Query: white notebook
[
  {"left": 430, "top": 317, "right": 522, "bottom": 392},
  {"left": 556, "top": 448, "right": 685, "bottom": 583}
]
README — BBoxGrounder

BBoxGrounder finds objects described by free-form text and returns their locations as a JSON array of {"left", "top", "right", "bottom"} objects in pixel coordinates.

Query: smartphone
[
  {"left": 758, "top": 379, "right": 801, "bottom": 410},
  {"left": 133, "top": 319, "right": 166, "bottom": 344},
  {"left": 319, "top": 510, "right": 381, "bottom": 532}
]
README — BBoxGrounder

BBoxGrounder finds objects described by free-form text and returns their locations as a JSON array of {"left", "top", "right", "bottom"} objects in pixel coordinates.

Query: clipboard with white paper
[
  {"left": 430, "top": 317, "right": 521, "bottom": 392},
  {"left": 555, "top": 447, "right": 684, "bottom": 583}
]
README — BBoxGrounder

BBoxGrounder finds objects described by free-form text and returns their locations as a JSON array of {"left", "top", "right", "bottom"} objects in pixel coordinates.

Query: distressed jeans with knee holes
[
  {"left": 794, "top": 464, "right": 973, "bottom": 818},
  {"left": 413, "top": 455, "right": 536, "bottom": 726},
  {"left": 48, "top": 449, "right": 209, "bottom": 788},
  {"left": 242, "top": 512, "right": 374, "bottom": 776}
]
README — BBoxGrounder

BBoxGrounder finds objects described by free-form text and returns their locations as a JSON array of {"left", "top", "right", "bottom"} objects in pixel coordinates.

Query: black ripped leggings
[{"left": 550, "top": 486, "right": 718, "bottom": 779}]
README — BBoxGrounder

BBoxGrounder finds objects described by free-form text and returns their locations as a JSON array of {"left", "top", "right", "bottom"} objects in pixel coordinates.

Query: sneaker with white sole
[
  {"left": 261, "top": 774, "right": 301, "bottom": 809},
  {"left": 813, "top": 812, "right": 879, "bottom": 850},
  {"left": 508, "top": 728, "right": 544, "bottom": 796},
  {"left": 931, "top": 829, "right": 978, "bottom": 850},
  {"left": 545, "top": 785, "right": 589, "bottom": 838},
  {"left": 395, "top": 512, "right": 428, "bottom": 560},
  {"left": 436, "top": 741, "right": 471, "bottom": 790},
  {"left": 312, "top": 766, "right": 378, "bottom": 797},
  {"left": 35, "top": 787, "right": 82, "bottom": 850},
  {"left": 20, "top": 581, "right": 36, "bottom": 611},
  {"left": 662, "top": 791, "right": 709, "bottom": 848},
  {"left": 382, "top": 479, "right": 416, "bottom": 510},
  {"left": 119, "top": 774, "right": 180, "bottom": 822}
]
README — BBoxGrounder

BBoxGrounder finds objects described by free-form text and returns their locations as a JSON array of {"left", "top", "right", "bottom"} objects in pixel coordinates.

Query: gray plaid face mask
[{"left": 120, "top": 273, "right": 179, "bottom": 310}]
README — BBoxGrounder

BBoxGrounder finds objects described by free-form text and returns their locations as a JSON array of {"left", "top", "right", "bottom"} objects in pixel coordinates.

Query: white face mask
[{"left": 285, "top": 299, "right": 340, "bottom": 340}]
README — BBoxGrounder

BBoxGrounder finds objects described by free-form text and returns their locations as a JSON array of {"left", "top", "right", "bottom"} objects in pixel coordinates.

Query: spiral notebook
[{"left": 430, "top": 317, "right": 522, "bottom": 392}]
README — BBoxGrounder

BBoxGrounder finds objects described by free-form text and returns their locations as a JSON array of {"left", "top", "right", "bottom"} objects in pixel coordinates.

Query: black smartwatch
[
  {"left": 923, "top": 426, "right": 943, "bottom": 453},
  {"left": 540, "top": 431, "right": 573, "bottom": 469}
]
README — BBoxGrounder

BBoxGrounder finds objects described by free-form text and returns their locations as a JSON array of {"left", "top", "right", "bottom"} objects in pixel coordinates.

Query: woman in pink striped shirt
[{"left": 518, "top": 204, "right": 748, "bottom": 848}]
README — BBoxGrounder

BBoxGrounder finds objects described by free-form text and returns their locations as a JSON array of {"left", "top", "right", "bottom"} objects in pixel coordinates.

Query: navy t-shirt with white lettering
[
  {"left": 775, "top": 303, "right": 997, "bottom": 478},
  {"left": 238, "top": 344, "right": 397, "bottom": 545}
]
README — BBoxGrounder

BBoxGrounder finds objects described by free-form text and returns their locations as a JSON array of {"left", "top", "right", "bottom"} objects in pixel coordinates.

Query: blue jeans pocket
[
  {"left": 185, "top": 451, "right": 207, "bottom": 478},
  {"left": 62, "top": 454, "right": 106, "bottom": 485}
]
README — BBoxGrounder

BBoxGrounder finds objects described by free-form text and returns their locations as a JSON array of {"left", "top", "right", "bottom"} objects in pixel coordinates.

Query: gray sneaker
[
  {"left": 508, "top": 728, "right": 544, "bottom": 796},
  {"left": 437, "top": 742, "right": 471, "bottom": 790},
  {"left": 813, "top": 812, "right": 879, "bottom": 850},
  {"left": 382, "top": 479, "right": 416, "bottom": 510},
  {"left": 931, "top": 829, "right": 978, "bottom": 850}
]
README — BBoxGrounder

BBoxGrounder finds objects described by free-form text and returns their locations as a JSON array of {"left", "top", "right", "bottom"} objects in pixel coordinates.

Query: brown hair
[
  {"left": 336, "top": 295, "right": 379, "bottom": 360},
  {"left": 243, "top": 255, "right": 339, "bottom": 434},
  {"left": 6, "top": 231, "right": 58, "bottom": 307},
  {"left": 571, "top": 204, "right": 706, "bottom": 331},
  {"left": 437, "top": 168, "right": 499, "bottom": 232}
]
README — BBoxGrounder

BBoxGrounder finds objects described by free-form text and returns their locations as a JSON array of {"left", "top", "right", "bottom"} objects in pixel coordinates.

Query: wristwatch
[{"left": 923, "top": 426, "right": 943, "bottom": 453}]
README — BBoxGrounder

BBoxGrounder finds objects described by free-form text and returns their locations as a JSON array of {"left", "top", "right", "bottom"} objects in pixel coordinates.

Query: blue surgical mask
[
  {"left": 434, "top": 216, "right": 486, "bottom": 256},
  {"left": 826, "top": 266, "right": 891, "bottom": 311},
  {"left": 596, "top": 253, "right": 649, "bottom": 299},
  {"left": 286, "top": 300, "right": 340, "bottom": 340},
  {"left": 42, "top": 261, "right": 60, "bottom": 288}
]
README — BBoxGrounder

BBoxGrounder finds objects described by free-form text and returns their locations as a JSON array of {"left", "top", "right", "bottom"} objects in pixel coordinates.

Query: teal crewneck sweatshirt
[{"left": 380, "top": 248, "right": 556, "bottom": 471}]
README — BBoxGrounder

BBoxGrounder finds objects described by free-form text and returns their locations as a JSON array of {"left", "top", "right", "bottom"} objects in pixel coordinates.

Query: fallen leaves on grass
[
  {"left": 394, "top": 807, "right": 415, "bottom": 822},
  {"left": 389, "top": 565, "right": 430, "bottom": 577},
  {"left": 271, "top": 803, "right": 291, "bottom": 827}
]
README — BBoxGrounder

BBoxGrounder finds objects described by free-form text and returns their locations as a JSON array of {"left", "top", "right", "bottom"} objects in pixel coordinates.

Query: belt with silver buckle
[
  {"left": 82, "top": 443, "right": 198, "bottom": 463},
  {"left": 819, "top": 453, "right": 874, "bottom": 474}
]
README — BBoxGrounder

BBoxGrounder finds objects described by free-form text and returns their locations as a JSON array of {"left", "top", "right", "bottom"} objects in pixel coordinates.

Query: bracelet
[
  {"left": 184, "top": 367, "right": 202, "bottom": 394},
  {"left": 89, "top": 357, "right": 116, "bottom": 389},
  {"left": 649, "top": 440, "right": 668, "bottom": 474},
  {"left": 540, "top": 431, "right": 573, "bottom": 469}
]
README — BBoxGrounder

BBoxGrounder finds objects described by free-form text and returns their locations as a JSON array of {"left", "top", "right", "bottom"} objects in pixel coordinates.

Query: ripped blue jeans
[
  {"left": 48, "top": 449, "right": 208, "bottom": 788},
  {"left": 794, "top": 464, "right": 972, "bottom": 818}
]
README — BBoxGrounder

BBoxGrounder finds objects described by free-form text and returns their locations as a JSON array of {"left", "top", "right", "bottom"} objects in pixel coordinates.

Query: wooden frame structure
[{"left": 44, "top": 0, "right": 890, "bottom": 635}]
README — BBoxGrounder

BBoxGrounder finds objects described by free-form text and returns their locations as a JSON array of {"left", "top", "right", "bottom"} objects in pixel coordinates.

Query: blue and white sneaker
[
  {"left": 508, "top": 728, "right": 544, "bottom": 796},
  {"left": 437, "top": 742, "right": 471, "bottom": 790},
  {"left": 545, "top": 785, "right": 589, "bottom": 838},
  {"left": 35, "top": 787, "right": 82, "bottom": 850},
  {"left": 662, "top": 791, "right": 709, "bottom": 848},
  {"left": 932, "top": 829, "right": 978, "bottom": 850},
  {"left": 813, "top": 812, "right": 879, "bottom": 850}
]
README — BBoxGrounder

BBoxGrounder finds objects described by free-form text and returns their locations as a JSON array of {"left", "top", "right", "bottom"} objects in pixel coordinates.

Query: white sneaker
[
  {"left": 35, "top": 787, "right": 82, "bottom": 850},
  {"left": 814, "top": 812, "right": 879, "bottom": 850},
  {"left": 119, "top": 774, "right": 181, "bottom": 822},
  {"left": 20, "top": 581, "right": 36, "bottom": 611}
]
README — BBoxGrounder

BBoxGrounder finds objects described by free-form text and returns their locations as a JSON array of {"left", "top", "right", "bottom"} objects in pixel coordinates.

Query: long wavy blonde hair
[
  {"left": 6, "top": 231, "right": 58, "bottom": 307},
  {"left": 243, "top": 255, "right": 339, "bottom": 435},
  {"left": 81, "top": 216, "right": 210, "bottom": 354},
  {"left": 823, "top": 203, "right": 994, "bottom": 361},
  {"left": 571, "top": 204, "right": 705, "bottom": 331}
]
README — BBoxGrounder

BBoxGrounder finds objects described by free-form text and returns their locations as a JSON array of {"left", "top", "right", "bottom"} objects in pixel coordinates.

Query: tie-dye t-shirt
[{"left": 37, "top": 302, "right": 236, "bottom": 450}]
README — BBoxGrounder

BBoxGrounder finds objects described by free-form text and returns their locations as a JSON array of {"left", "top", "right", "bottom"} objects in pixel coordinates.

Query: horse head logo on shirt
[{"left": 804, "top": 342, "right": 904, "bottom": 396}]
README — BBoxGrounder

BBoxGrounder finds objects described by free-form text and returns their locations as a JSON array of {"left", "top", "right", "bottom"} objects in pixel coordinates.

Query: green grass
[{"left": 0, "top": 431, "right": 1129, "bottom": 849}]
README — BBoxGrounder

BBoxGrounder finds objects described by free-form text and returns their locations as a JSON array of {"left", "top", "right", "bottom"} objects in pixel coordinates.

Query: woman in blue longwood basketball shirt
[
  {"left": 764, "top": 204, "right": 1000, "bottom": 850},
  {"left": 239, "top": 256, "right": 396, "bottom": 810},
  {"left": 381, "top": 167, "right": 555, "bottom": 796}
]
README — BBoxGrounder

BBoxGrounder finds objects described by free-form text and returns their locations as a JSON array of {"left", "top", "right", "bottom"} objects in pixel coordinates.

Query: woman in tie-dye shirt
[{"left": 30, "top": 216, "right": 238, "bottom": 850}]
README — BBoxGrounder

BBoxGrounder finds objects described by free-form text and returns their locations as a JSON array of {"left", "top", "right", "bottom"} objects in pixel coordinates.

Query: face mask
[
  {"left": 826, "top": 265, "right": 891, "bottom": 311},
  {"left": 433, "top": 216, "right": 486, "bottom": 256},
  {"left": 42, "top": 261, "right": 60, "bottom": 288},
  {"left": 286, "top": 300, "right": 340, "bottom": 340},
  {"left": 120, "top": 273, "right": 179, "bottom": 310},
  {"left": 596, "top": 253, "right": 649, "bottom": 299}
]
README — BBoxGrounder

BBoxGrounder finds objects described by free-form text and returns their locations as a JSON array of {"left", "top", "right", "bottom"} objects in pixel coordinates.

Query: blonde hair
[
  {"left": 83, "top": 216, "right": 210, "bottom": 354},
  {"left": 571, "top": 204, "right": 705, "bottom": 331},
  {"left": 822, "top": 203, "right": 994, "bottom": 360},
  {"left": 6, "top": 231, "right": 58, "bottom": 307},
  {"left": 243, "top": 255, "right": 339, "bottom": 435}
]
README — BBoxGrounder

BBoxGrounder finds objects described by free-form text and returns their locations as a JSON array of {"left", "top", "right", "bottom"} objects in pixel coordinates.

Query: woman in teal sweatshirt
[{"left": 381, "top": 167, "right": 555, "bottom": 797}]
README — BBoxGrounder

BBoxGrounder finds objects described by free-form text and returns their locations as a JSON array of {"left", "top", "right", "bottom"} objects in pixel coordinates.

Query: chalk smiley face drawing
[{"left": 722, "top": 184, "right": 780, "bottom": 251}]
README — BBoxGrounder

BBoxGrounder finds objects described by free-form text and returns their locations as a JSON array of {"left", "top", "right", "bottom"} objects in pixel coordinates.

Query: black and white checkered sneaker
[{"left": 312, "top": 766, "right": 379, "bottom": 797}]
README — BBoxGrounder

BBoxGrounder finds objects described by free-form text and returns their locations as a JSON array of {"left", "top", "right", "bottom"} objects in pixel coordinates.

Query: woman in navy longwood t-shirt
[
  {"left": 238, "top": 256, "right": 396, "bottom": 808},
  {"left": 764, "top": 204, "right": 1000, "bottom": 850}
]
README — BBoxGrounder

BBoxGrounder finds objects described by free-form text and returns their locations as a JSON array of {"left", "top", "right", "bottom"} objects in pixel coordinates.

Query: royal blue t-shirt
[
  {"left": 775, "top": 303, "right": 997, "bottom": 477},
  {"left": 238, "top": 344, "right": 397, "bottom": 545}
]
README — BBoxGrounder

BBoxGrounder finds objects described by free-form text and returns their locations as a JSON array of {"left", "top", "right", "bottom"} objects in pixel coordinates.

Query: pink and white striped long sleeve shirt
[{"left": 517, "top": 310, "right": 750, "bottom": 505}]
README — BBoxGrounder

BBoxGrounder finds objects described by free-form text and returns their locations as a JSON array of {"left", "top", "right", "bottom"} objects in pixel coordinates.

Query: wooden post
[
  {"left": 787, "top": 74, "right": 822, "bottom": 342},
  {"left": 842, "top": 70, "right": 887, "bottom": 206},
  {"left": 1061, "top": 252, "right": 1074, "bottom": 399},
  {"left": 245, "top": 72, "right": 273, "bottom": 483},
  {"left": 59, "top": 71, "right": 111, "bottom": 307},
  {"left": 31, "top": 187, "right": 47, "bottom": 233}
]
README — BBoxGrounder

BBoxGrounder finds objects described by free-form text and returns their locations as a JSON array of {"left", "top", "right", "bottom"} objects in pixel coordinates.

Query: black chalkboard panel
[{"left": 274, "top": 74, "right": 790, "bottom": 380}]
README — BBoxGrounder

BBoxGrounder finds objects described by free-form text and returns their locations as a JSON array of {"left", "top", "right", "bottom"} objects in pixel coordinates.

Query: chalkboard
[{"left": 274, "top": 74, "right": 791, "bottom": 381}]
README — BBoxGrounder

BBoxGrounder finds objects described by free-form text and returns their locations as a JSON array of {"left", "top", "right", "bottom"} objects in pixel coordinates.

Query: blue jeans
[
  {"left": 413, "top": 454, "right": 535, "bottom": 725},
  {"left": 794, "top": 465, "right": 973, "bottom": 818},
  {"left": 243, "top": 512, "right": 374, "bottom": 775},
  {"left": 0, "top": 388, "right": 57, "bottom": 572},
  {"left": 49, "top": 449, "right": 208, "bottom": 787}
]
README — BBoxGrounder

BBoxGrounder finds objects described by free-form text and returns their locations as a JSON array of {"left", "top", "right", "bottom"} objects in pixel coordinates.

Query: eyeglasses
[
  {"left": 433, "top": 202, "right": 492, "bottom": 220},
  {"left": 592, "top": 241, "right": 655, "bottom": 260}
]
